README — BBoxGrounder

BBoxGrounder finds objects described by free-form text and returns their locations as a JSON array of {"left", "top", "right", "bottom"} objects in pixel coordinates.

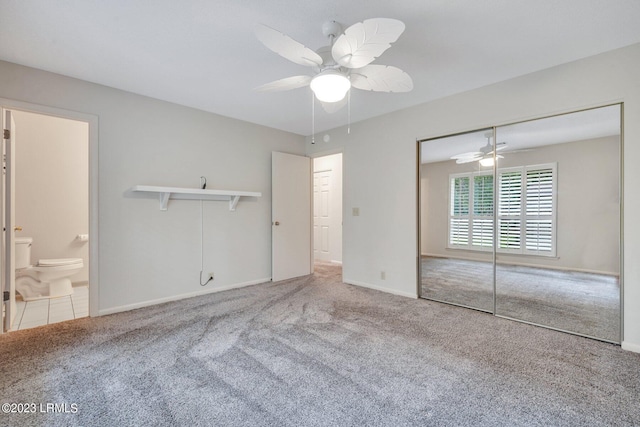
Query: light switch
[{"left": 352, "top": 207, "right": 360, "bottom": 216}]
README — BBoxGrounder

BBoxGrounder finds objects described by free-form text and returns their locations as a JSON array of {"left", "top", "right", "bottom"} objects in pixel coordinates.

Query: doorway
[
  {"left": 2, "top": 103, "right": 96, "bottom": 333},
  {"left": 271, "top": 151, "right": 343, "bottom": 282},
  {"left": 313, "top": 153, "right": 343, "bottom": 266}
]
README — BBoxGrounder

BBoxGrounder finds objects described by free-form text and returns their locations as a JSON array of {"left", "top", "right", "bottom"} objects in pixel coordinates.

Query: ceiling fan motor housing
[{"left": 316, "top": 45, "right": 338, "bottom": 68}]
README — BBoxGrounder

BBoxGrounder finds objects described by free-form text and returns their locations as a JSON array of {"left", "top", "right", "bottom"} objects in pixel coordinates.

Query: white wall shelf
[{"left": 130, "top": 185, "right": 261, "bottom": 211}]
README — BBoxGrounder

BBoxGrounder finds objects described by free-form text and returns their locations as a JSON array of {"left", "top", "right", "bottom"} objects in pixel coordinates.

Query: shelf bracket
[
  {"left": 159, "top": 192, "right": 171, "bottom": 211},
  {"left": 229, "top": 195, "right": 240, "bottom": 211}
]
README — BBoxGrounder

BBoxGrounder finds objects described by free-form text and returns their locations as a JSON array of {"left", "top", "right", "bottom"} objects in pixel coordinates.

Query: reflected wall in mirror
[
  {"left": 420, "top": 129, "right": 495, "bottom": 312},
  {"left": 418, "top": 104, "right": 621, "bottom": 344},
  {"left": 494, "top": 105, "right": 621, "bottom": 342}
]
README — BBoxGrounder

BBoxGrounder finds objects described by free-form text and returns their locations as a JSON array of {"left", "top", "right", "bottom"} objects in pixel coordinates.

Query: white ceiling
[{"left": 1, "top": 1, "right": 639, "bottom": 136}]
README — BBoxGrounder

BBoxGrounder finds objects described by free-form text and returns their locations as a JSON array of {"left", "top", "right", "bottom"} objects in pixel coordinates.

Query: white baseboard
[
  {"left": 621, "top": 341, "right": 640, "bottom": 353},
  {"left": 98, "top": 277, "right": 271, "bottom": 316},
  {"left": 343, "top": 278, "right": 418, "bottom": 299}
]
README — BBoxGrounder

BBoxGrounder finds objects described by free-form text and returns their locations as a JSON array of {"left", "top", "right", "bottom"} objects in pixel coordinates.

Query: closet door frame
[{"left": 417, "top": 103, "right": 623, "bottom": 345}]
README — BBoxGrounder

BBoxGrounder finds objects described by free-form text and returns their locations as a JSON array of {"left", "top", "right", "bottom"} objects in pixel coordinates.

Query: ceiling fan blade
[
  {"left": 254, "top": 75, "right": 312, "bottom": 92},
  {"left": 485, "top": 143, "right": 508, "bottom": 155},
  {"left": 450, "top": 151, "right": 483, "bottom": 160},
  {"left": 255, "top": 24, "right": 323, "bottom": 67},
  {"left": 480, "top": 140, "right": 508, "bottom": 155},
  {"left": 331, "top": 18, "right": 405, "bottom": 69},
  {"left": 503, "top": 148, "right": 535, "bottom": 154},
  {"left": 320, "top": 97, "right": 348, "bottom": 113},
  {"left": 350, "top": 65, "right": 413, "bottom": 92},
  {"left": 456, "top": 156, "right": 482, "bottom": 164}
]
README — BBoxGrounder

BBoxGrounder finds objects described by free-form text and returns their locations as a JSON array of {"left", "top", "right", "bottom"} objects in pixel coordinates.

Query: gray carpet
[
  {"left": 1, "top": 263, "right": 639, "bottom": 426},
  {"left": 421, "top": 257, "right": 620, "bottom": 342}
]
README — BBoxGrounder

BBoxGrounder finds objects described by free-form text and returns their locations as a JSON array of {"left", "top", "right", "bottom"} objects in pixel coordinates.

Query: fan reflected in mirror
[
  {"left": 450, "top": 131, "right": 507, "bottom": 165},
  {"left": 479, "top": 155, "right": 503, "bottom": 167}
]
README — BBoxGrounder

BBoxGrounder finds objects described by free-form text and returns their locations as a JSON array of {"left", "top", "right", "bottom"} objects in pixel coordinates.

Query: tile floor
[{"left": 11, "top": 285, "right": 89, "bottom": 331}]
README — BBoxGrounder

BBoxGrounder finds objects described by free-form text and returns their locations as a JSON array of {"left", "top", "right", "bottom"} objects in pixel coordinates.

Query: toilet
[{"left": 15, "top": 237, "right": 83, "bottom": 301}]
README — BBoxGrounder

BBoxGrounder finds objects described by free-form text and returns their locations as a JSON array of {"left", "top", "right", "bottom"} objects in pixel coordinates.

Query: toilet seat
[{"left": 37, "top": 258, "right": 83, "bottom": 267}]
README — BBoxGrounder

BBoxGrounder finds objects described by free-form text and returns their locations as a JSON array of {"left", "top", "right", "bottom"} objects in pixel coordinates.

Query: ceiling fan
[
  {"left": 450, "top": 132, "right": 507, "bottom": 164},
  {"left": 254, "top": 18, "right": 413, "bottom": 109}
]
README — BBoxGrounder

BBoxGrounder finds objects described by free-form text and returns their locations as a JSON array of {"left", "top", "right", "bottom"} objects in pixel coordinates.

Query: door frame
[
  {"left": 312, "top": 152, "right": 343, "bottom": 266},
  {"left": 272, "top": 149, "right": 345, "bottom": 280},
  {"left": 1, "top": 98, "right": 99, "bottom": 325},
  {"left": 3, "top": 109, "right": 15, "bottom": 331}
]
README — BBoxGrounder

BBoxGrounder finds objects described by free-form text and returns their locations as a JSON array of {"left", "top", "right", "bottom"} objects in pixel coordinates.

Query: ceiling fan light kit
[
  {"left": 310, "top": 70, "right": 351, "bottom": 102},
  {"left": 478, "top": 155, "right": 504, "bottom": 167}
]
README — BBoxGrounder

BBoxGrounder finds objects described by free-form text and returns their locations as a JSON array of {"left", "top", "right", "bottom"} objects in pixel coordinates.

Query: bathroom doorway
[{"left": 2, "top": 104, "right": 95, "bottom": 332}]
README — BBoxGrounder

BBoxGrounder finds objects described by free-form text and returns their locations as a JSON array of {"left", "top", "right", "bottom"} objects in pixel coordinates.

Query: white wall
[
  {"left": 3, "top": 42, "right": 639, "bottom": 351},
  {"left": 12, "top": 110, "right": 89, "bottom": 283},
  {"left": 307, "top": 43, "right": 640, "bottom": 352},
  {"left": 421, "top": 136, "right": 620, "bottom": 275},
  {"left": 313, "top": 153, "right": 343, "bottom": 263},
  {"left": 0, "top": 59, "right": 305, "bottom": 314}
]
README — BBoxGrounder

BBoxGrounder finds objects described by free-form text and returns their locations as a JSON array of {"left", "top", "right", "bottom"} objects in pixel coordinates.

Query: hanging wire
[
  {"left": 347, "top": 88, "right": 351, "bottom": 135},
  {"left": 311, "top": 91, "right": 316, "bottom": 144},
  {"left": 199, "top": 199, "right": 211, "bottom": 286},
  {"left": 199, "top": 177, "right": 212, "bottom": 287}
]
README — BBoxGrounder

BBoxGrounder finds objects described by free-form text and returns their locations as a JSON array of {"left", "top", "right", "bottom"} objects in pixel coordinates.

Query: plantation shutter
[
  {"left": 498, "top": 171, "right": 522, "bottom": 250},
  {"left": 472, "top": 174, "right": 494, "bottom": 247},
  {"left": 524, "top": 167, "right": 555, "bottom": 254},
  {"left": 449, "top": 176, "right": 470, "bottom": 246}
]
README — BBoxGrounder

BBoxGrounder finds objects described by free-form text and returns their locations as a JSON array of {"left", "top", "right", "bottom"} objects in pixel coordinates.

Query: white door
[
  {"left": 2, "top": 109, "right": 16, "bottom": 332},
  {"left": 314, "top": 170, "right": 332, "bottom": 261},
  {"left": 313, "top": 153, "right": 342, "bottom": 264},
  {"left": 272, "top": 152, "right": 311, "bottom": 281}
]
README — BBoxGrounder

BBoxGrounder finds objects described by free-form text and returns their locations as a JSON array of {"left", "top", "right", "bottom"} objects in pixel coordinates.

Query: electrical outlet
[
  {"left": 208, "top": 272, "right": 214, "bottom": 281},
  {"left": 380, "top": 271, "right": 386, "bottom": 280}
]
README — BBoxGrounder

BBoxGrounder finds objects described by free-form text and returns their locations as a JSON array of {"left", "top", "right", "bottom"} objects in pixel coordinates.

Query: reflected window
[
  {"left": 449, "top": 172, "right": 493, "bottom": 249},
  {"left": 447, "top": 162, "right": 556, "bottom": 256},
  {"left": 498, "top": 163, "right": 557, "bottom": 256}
]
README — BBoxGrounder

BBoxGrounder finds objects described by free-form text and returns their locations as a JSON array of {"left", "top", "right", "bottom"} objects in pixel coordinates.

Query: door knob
[
  {"left": 14, "top": 226, "right": 22, "bottom": 231},
  {"left": 274, "top": 221, "right": 280, "bottom": 226}
]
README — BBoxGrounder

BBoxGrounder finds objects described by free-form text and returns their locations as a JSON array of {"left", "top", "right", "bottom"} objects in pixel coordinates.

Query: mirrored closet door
[
  {"left": 494, "top": 106, "right": 621, "bottom": 342},
  {"left": 418, "top": 105, "right": 622, "bottom": 343},
  {"left": 419, "top": 128, "right": 495, "bottom": 313}
]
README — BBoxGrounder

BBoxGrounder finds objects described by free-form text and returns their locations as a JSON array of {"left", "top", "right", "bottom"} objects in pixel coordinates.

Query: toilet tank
[{"left": 15, "top": 237, "right": 33, "bottom": 269}]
